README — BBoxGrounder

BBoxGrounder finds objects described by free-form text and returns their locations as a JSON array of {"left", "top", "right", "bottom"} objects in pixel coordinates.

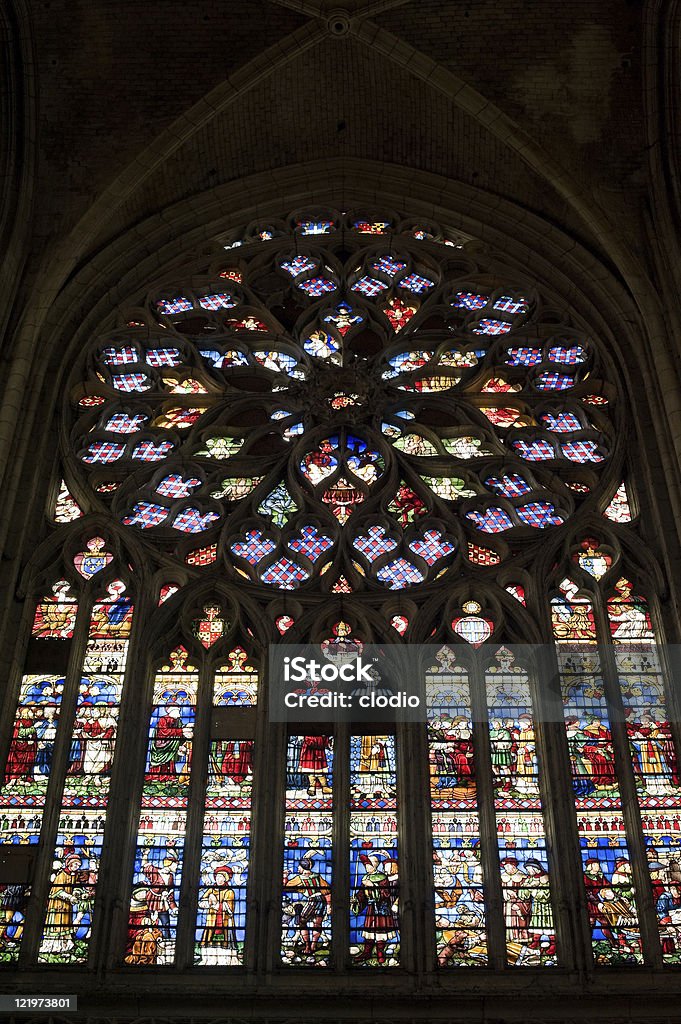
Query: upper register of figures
[{"left": 64, "top": 207, "right": 621, "bottom": 592}]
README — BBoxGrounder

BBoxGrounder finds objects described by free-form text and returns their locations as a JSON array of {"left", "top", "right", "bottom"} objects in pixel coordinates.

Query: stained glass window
[
  {"left": 350, "top": 734, "right": 399, "bottom": 966},
  {"left": 552, "top": 579, "right": 644, "bottom": 962},
  {"left": 125, "top": 648, "right": 197, "bottom": 965},
  {"left": 427, "top": 648, "right": 486, "bottom": 965},
  {"left": 4, "top": 205, "right": 672, "bottom": 982},
  {"left": 0, "top": 582, "right": 78, "bottom": 962},
  {"left": 39, "top": 583, "right": 133, "bottom": 962},
  {"left": 282, "top": 735, "right": 333, "bottom": 966},
  {"left": 486, "top": 649, "right": 557, "bottom": 965},
  {"left": 195, "top": 649, "right": 258, "bottom": 965}
]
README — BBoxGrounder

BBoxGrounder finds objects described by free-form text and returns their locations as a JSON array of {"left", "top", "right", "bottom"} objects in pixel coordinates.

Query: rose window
[{"left": 66, "top": 210, "right": 617, "bottom": 592}]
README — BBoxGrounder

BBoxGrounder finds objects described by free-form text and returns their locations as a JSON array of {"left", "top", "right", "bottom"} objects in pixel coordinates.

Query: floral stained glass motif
[
  {"left": 350, "top": 735, "right": 399, "bottom": 966},
  {"left": 486, "top": 648, "right": 557, "bottom": 965},
  {"left": 427, "top": 648, "right": 486, "bottom": 966},
  {"left": 282, "top": 735, "right": 333, "bottom": 966},
  {"left": 39, "top": 584, "right": 134, "bottom": 963}
]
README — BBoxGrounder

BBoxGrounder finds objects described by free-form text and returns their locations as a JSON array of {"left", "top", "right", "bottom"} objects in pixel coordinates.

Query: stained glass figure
[
  {"left": 390, "top": 614, "right": 409, "bottom": 635},
  {"left": 480, "top": 377, "right": 521, "bottom": 394},
  {"left": 153, "top": 408, "right": 204, "bottom": 430},
  {"left": 194, "top": 651, "right": 257, "bottom": 965},
  {"left": 195, "top": 437, "right": 243, "bottom": 459},
  {"left": 486, "top": 648, "right": 557, "bottom": 964},
  {"left": 392, "top": 433, "right": 439, "bottom": 457},
  {"left": 420, "top": 476, "right": 476, "bottom": 501},
  {"left": 323, "top": 302, "right": 363, "bottom": 336},
  {"left": 282, "top": 735, "right": 333, "bottom": 966},
  {"left": 211, "top": 477, "right": 263, "bottom": 502},
  {"left": 552, "top": 583, "right": 644, "bottom": 963},
  {"left": 603, "top": 483, "right": 632, "bottom": 524},
  {"left": 125, "top": 650, "right": 197, "bottom": 966},
  {"left": 258, "top": 482, "right": 299, "bottom": 526},
  {"left": 303, "top": 331, "right": 341, "bottom": 363},
  {"left": 54, "top": 480, "right": 83, "bottom": 522},
  {"left": 32, "top": 581, "right": 78, "bottom": 639},
  {"left": 480, "top": 407, "right": 525, "bottom": 428},
  {"left": 322, "top": 477, "right": 364, "bottom": 523},
  {"left": 382, "top": 298, "right": 416, "bottom": 333},
  {"left": 442, "top": 437, "right": 493, "bottom": 459},
  {"left": 387, "top": 483, "right": 427, "bottom": 526},
  {"left": 39, "top": 584, "right": 133, "bottom": 962},
  {"left": 350, "top": 735, "right": 399, "bottom": 966},
  {"left": 427, "top": 647, "right": 487, "bottom": 965}
]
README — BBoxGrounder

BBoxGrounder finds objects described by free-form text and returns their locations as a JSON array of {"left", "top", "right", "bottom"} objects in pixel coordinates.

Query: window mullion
[
  {"left": 530, "top": 643, "right": 588, "bottom": 972},
  {"left": 595, "top": 589, "right": 663, "bottom": 967},
  {"left": 334, "top": 722, "right": 349, "bottom": 971},
  {"left": 255, "top": 710, "right": 286, "bottom": 975},
  {"left": 402, "top": 715, "right": 433, "bottom": 975},
  {"left": 17, "top": 590, "right": 93, "bottom": 965},
  {"left": 468, "top": 653, "right": 506, "bottom": 970},
  {"left": 533, "top": 637, "right": 596, "bottom": 974}
]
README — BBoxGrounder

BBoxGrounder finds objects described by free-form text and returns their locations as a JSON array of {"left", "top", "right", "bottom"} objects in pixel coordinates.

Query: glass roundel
[{"left": 66, "top": 212, "right": 618, "bottom": 592}]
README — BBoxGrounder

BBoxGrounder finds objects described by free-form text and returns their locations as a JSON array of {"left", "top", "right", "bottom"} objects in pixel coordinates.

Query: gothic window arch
[{"left": 1, "top": 205, "right": 679, "bottom": 975}]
